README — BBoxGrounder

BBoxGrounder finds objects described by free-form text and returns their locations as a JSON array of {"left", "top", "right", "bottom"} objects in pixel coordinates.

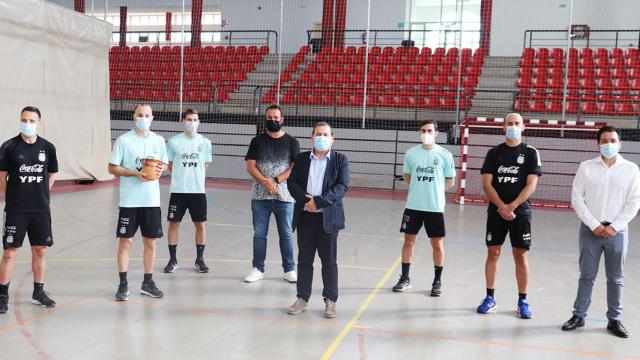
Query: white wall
[
  {"left": 490, "top": 0, "right": 640, "bottom": 56},
  {"left": 346, "top": 0, "right": 407, "bottom": 30},
  {"left": 220, "top": 0, "right": 322, "bottom": 53},
  {"left": 51, "top": 0, "right": 409, "bottom": 52}
]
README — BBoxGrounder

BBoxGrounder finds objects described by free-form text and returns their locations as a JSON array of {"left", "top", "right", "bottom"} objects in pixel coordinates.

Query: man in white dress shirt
[{"left": 562, "top": 125, "right": 640, "bottom": 338}]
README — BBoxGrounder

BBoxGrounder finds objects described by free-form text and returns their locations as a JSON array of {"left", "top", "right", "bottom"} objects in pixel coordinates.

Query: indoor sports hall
[{"left": 0, "top": 0, "right": 639, "bottom": 359}]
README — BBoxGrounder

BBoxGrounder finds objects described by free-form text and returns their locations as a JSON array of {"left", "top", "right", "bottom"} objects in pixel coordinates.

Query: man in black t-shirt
[
  {"left": 0, "top": 106, "right": 59, "bottom": 314},
  {"left": 243, "top": 104, "right": 300, "bottom": 283},
  {"left": 476, "top": 113, "right": 542, "bottom": 319}
]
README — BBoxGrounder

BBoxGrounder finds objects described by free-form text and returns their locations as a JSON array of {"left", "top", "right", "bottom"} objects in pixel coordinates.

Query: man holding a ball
[{"left": 108, "top": 103, "right": 167, "bottom": 301}]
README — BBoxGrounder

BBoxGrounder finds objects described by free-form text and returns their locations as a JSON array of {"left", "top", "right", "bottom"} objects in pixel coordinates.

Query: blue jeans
[{"left": 251, "top": 199, "right": 295, "bottom": 273}]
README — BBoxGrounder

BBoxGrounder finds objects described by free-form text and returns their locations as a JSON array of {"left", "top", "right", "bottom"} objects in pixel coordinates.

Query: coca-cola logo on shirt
[
  {"left": 20, "top": 164, "right": 44, "bottom": 173},
  {"left": 181, "top": 153, "right": 200, "bottom": 160},
  {"left": 498, "top": 165, "right": 520, "bottom": 174}
]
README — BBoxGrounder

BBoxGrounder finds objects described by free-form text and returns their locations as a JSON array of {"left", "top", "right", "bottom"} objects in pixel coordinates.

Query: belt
[{"left": 601, "top": 221, "right": 611, "bottom": 226}]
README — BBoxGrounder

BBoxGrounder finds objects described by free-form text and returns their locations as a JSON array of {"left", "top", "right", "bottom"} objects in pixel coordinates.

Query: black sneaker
[
  {"left": 0, "top": 295, "right": 8, "bottom": 314},
  {"left": 194, "top": 259, "right": 210, "bottom": 273},
  {"left": 392, "top": 277, "right": 411, "bottom": 292},
  {"left": 163, "top": 259, "right": 179, "bottom": 273},
  {"left": 429, "top": 280, "right": 442, "bottom": 297},
  {"left": 115, "top": 282, "right": 129, "bottom": 301},
  {"left": 141, "top": 280, "right": 164, "bottom": 298},
  {"left": 32, "top": 290, "right": 56, "bottom": 308}
]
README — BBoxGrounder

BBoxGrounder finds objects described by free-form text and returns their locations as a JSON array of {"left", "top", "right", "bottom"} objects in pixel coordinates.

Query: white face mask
[
  {"left": 19, "top": 123, "right": 38, "bottom": 137},
  {"left": 135, "top": 117, "right": 152, "bottom": 131},
  {"left": 600, "top": 142, "right": 620, "bottom": 159},
  {"left": 314, "top": 136, "right": 332, "bottom": 151},
  {"left": 506, "top": 125, "right": 522, "bottom": 141},
  {"left": 420, "top": 133, "right": 435, "bottom": 145},
  {"left": 185, "top": 121, "right": 199, "bottom": 133}
]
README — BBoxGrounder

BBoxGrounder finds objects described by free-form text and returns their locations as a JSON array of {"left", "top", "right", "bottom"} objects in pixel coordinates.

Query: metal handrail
[
  {"left": 307, "top": 29, "right": 481, "bottom": 48},
  {"left": 523, "top": 29, "right": 640, "bottom": 49},
  {"left": 112, "top": 30, "right": 278, "bottom": 53}
]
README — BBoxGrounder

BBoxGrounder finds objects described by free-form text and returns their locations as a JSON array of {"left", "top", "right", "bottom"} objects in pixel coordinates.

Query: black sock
[
  {"left": 434, "top": 266, "right": 443, "bottom": 281},
  {"left": 143, "top": 273, "right": 153, "bottom": 284},
  {"left": 487, "top": 288, "right": 495, "bottom": 297},
  {"left": 168, "top": 245, "right": 177, "bottom": 261},
  {"left": 0, "top": 283, "right": 9, "bottom": 296},
  {"left": 119, "top": 272, "right": 128, "bottom": 284},
  {"left": 401, "top": 262, "right": 411, "bottom": 280},
  {"left": 34, "top": 282, "right": 44, "bottom": 293},
  {"left": 196, "top": 244, "right": 205, "bottom": 260},
  {"left": 519, "top": 293, "right": 527, "bottom": 300}
]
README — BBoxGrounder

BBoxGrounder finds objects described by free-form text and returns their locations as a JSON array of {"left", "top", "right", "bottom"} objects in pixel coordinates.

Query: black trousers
[{"left": 296, "top": 212, "right": 339, "bottom": 302}]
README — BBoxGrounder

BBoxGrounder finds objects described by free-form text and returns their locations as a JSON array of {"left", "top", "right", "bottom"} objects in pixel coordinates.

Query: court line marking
[
  {"left": 350, "top": 325, "right": 630, "bottom": 358},
  {"left": 13, "top": 257, "right": 389, "bottom": 272},
  {"left": 320, "top": 255, "right": 402, "bottom": 360},
  {"left": 0, "top": 296, "right": 96, "bottom": 334}
]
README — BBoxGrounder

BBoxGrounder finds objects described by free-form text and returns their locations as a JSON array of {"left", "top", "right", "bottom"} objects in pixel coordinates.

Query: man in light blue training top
[
  {"left": 108, "top": 103, "right": 168, "bottom": 301},
  {"left": 392, "top": 119, "right": 456, "bottom": 297},
  {"left": 164, "top": 109, "right": 213, "bottom": 274}
]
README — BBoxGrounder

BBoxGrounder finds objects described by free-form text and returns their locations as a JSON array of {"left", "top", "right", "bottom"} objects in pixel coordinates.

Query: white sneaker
[
  {"left": 244, "top": 268, "right": 264, "bottom": 282},
  {"left": 283, "top": 271, "right": 297, "bottom": 283}
]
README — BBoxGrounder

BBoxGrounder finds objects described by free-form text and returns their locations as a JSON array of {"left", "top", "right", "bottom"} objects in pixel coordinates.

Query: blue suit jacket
[{"left": 287, "top": 150, "right": 349, "bottom": 234}]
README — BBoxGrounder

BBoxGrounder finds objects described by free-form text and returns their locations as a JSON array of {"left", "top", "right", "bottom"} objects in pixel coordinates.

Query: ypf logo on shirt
[
  {"left": 19, "top": 164, "right": 44, "bottom": 183},
  {"left": 497, "top": 166, "right": 520, "bottom": 184}
]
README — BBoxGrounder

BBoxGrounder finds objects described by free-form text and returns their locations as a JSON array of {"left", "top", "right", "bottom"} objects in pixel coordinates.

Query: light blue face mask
[
  {"left": 185, "top": 121, "right": 199, "bottom": 133},
  {"left": 600, "top": 143, "right": 620, "bottom": 159},
  {"left": 135, "top": 117, "right": 152, "bottom": 131},
  {"left": 314, "top": 136, "right": 332, "bottom": 152},
  {"left": 19, "top": 123, "right": 38, "bottom": 137},
  {"left": 506, "top": 125, "right": 521, "bottom": 141}
]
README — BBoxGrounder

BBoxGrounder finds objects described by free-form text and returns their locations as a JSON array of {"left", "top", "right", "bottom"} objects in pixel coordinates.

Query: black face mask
[{"left": 266, "top": 120, "right": 282, "bottom": 132}]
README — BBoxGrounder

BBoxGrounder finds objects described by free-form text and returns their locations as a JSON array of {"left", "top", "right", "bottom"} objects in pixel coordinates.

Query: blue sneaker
[
  {"left": 477, "top": 296, "right": 497, "bottom": 314},
  {"left": 517, "top": 298, "right": 532, "bottom": 319}
]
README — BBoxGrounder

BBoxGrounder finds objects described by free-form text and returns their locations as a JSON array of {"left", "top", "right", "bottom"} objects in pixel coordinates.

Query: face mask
[
  {"left": 506, "top": 126, "right": 521, "bottom": 141},
  {"left": 314, "top": 136, "right": 332, "bottom": 152},
  {"left": 19, "top": 123, "right": 38, "bottom": 137},
  {"left": 185, "top": 121, "right": 199, "bottom": 133},
  {"left": 420, "top": 133, "right": 435, "bottom": 145},
  {"left": 600, "top": 143, "right": 620, "bottom": 159},
  {"left": 135, "top": 117, "right": 152, "bottom": 131},
  {"left": 266, "top": 120, "right": 282, "bottom": 132}
]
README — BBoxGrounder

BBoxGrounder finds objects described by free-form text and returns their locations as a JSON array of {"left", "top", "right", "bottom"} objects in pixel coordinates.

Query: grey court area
[{"left": 1, "top": 183, "right": 639, "bottom": 360}]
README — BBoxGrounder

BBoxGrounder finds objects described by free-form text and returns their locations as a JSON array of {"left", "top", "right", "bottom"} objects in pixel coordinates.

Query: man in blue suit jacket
[{"left": 286, "top": 122, "right": 349, "bottom": 318}]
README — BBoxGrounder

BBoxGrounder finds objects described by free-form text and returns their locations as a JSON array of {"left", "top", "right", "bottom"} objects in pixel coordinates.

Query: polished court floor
[{"left": 1, "top": 180, "right": 639, "bottom": 359}]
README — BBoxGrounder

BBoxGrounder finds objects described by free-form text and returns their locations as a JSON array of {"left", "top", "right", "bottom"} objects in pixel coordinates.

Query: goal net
[{"left": 455, "top": 117, "right": 603, "bottom": 208}]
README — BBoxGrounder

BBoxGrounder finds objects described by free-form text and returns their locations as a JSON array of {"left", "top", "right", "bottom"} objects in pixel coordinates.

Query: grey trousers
[{"left": 572, "top": 224, "right": 628, "bottom": 321}]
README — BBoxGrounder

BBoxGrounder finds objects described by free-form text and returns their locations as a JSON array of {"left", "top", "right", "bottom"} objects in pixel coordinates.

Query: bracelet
[{"left": 273, "top": 177, "right": 280, "bottom": 184}]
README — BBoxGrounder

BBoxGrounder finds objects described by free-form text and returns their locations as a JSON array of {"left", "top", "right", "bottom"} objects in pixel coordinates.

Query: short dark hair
[
  {"left": 265, "top": 104, "right": 282, "bottom": 115},
  {"left": 419, "top": 119, "right": 438, "bottom": 131},
  {"left": 597, "top": 125, "right": 620, "bottom": 142},
  {"left": 312, "top": 121, "right": 332, "bottom": 135},
  {"left": 183, "top": 108, "right": 198, "bottom": 119},
  {"left": 21, "top": 106, "right": 41, "bottom": 119}
]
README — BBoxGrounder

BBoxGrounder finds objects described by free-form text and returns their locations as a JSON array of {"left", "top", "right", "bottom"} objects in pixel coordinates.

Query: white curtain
[{"left": 0, "top": 0, "right": 112, "bottom": 181}]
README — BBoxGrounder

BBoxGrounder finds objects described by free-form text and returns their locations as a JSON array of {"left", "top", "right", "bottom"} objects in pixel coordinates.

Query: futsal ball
[{"left": 142, "top": 158, "right": 163, "bottom": 180}]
